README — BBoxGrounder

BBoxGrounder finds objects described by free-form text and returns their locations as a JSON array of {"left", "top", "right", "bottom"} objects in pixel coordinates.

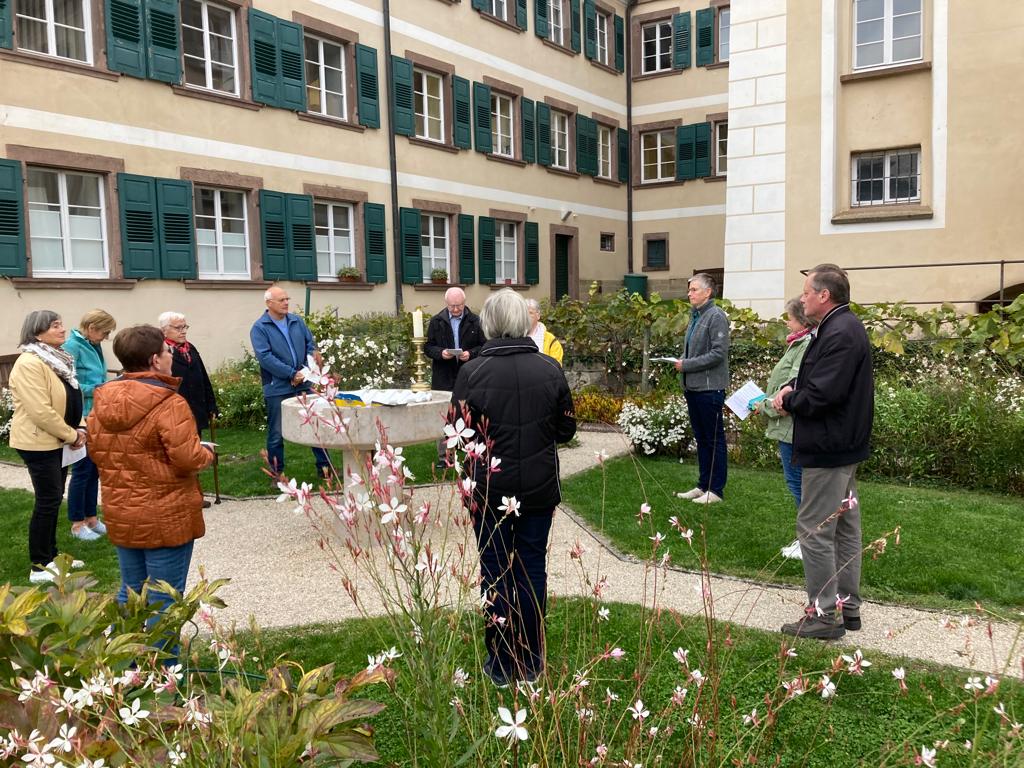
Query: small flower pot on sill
[
  {"left": 430, "top": 269, "right": 449, "bottom": 285},
  {"left": 504, "top": 279, "right": 512, "bottom": 285},
  {"left": 337, "top": 268, "right": 363, "bottom": 283}
]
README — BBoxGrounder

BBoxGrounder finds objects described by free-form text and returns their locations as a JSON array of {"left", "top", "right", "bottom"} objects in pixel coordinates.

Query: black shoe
[
  {"left": 521, "top": 664, "right": 544, "bottom": 684},
  {"left": 434, "top": 460, "right": 447, "bottom": 471},
  {"left": 483, "top": 658, "right": 512, "bottom": 689},
  {"left": 843, "top": 614, "right": 861, "bottom": 631},
  {"left": 780, "top": 614, "right": 845, "bottom": 640},
  {"left": 202, "top": 499, "right": 211, "bottom": 509}
]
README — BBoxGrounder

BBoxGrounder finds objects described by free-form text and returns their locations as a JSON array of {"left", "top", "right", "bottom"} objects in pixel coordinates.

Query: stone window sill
[
  {"left": 642, "top": 265, "right": 669, "bottom": 272},
  {"left": 172, "top": 85, "right": 262, "bottom": 111},
  {"left": 9, "top": 277, "right": 136, "bottom": 289},
  {"left": 488, "top": 283, "right": 529, "bottom": 291},
  {"left": 297, "top": 112, "right": 365, "bottom": 132},
  {"left": 308, "top": 281, "right": 376, "bottom": 290},
  {"left": 486, "top": 153, "right": 527, "bottom": 167},
  {"left": 546, "top": 166, "right": 580, "bottom": 179},
  {"left": 407, "top": 136, "right": 460, "bottom": 154},
  {"left": 477, "top": 10, "right": 522, "bottom": 33},
  {"left": 593, "top": 176, "right": 622, "bottom": 187},
  {"left": 542, "top": 38, "right": 577, "bottom": 58},
  {"left": 413, "top": 283, "right": 467, "bottom": 291},
  {"left": 706, "top": 61, "right": 729, "bottom": 70},
  {"left": 633, "top": 68, "right": 679, "bottom": 83},
  {"left": 634, "top": 179, "right": 681, "bottom": 190},
  {"left": 831, "top": 205, "right": 933, "bottom": 225},
  {"left": 183, "top": 279, "right": 273, "bottom": 289},
  {"left": 703, "top": 175, "right": 727, "bottom": 183},
  {"left": 588, "top": 58, "right": 620, "bottom": 76},
  {"left": 840, "top": 61, "right": 931, "bottom": 83}
]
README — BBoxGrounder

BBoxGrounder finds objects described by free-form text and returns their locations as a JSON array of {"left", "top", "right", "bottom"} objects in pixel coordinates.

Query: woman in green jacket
[{"left": 752, "top": 298, "right": 814, "bottom": 559}]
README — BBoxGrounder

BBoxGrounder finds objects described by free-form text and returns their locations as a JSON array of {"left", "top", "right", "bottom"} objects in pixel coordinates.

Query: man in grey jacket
[{"left": 674, "top": 273, "right": 730, "bottom": 504}]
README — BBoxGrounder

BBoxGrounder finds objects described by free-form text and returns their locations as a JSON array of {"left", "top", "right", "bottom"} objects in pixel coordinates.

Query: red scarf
[
  {"left": 786, "top": 327, "right": 813, "bottom": 345},
  {"left": 166, "top": 338, "right": 191, "bottom": 363}
]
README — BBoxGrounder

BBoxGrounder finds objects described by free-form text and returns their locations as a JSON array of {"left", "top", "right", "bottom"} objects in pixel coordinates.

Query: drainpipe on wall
[
  {"left": 625, "top": 0, "right": 637, "bottom": 273},
  {"left": 382, "top": 0, "right": 404, "bottom": 314}
]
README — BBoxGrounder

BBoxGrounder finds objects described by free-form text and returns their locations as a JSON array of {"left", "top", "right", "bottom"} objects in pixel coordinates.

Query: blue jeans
[
  {"left": 265, "top": 393, "right": 330, "bottom": 476},
  {"left": 778, "top": 441, "right": 802, "bottom": 506},
  {"left": 473, "top": 502, "right": 553, "bottom": 680},
  {"left": 684, "top": 389, "right": 727, "bottom": 498},
  {"left": 116, "top": 540, "right": 194, "bottom": 663},
  {"left": 67, "top": 452, "right": 99, "bottom": 522}
]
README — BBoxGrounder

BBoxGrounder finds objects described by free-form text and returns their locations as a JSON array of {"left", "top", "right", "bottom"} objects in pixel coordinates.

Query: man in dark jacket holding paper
[
  {"left": 674, "top": 273, "right": 730, "bottom": 505},
  {"left": 773, "top": 263, "right": 874, "bottom": 640}
]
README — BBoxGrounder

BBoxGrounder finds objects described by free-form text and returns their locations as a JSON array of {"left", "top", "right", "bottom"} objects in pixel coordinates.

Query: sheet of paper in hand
[
  {"left": 726, "top": 380, "right": 766, "bottom": 420},
  {"left": 650, "top": 356, "right": 681, "bottom": 363}
]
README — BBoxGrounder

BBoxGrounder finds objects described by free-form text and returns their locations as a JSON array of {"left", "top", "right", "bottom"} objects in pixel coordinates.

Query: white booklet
[
  {"left": 62, "top": 444, "right": 87, "bottom": 467},
  {"left": 725, "top": 380, "right": 766, "bottom": 420}
]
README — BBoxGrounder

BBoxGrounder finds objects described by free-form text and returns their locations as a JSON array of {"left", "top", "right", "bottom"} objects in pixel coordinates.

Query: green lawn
[
  {"left": 191, "top": 598, "right": 1024, "bottom": 767},
  {"left": 562, "top": 455, "right": 1024, "bottom": 614}
]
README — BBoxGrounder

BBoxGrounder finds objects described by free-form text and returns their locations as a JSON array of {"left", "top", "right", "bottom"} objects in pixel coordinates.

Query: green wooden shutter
[
  {"left": 155, "top": 178, "right": 195, "bottom": 279},
  {"left": 363, "top": 202, "right": 387, "bottom": 283},
  {"left": 583, "top": 0, "right": 596, "bottom": 59},
  {"left": 524, "top": 221, "right": 539, "bottom": 285},
  {"left": 105, "top": 0, "right": 146, "bottom": 77},
  {"left": 695, "top": 7, "right": 714, "bottom": 66},
  {"left": 355, "top": 43, "right": 380, "bottom": 128},
  {"left": 399, "top": 207, "right": 422, "bottom": 284},
  {"left": 259, "top": 190, "right": 288, "bottom": 279},
  {"left": 569, "top": 0, "right": 581, "bottom": 52},
  {"left": 144, "top": 0, "right": 181, "bottom": 83},
  {"left": 534, "top": 0, "right": 548, "bottom": 39},
  {"left": 452, "top": 75, "right": 472, "bottom": 149},
  {"left": 471, "top": 0, "right": 487, "bottom": 9},
  {"left": 676, "top": 123, "right": 696, "bottom": 180},
  {"left": 614, "top": 14, "right": 624, "bottom": 71},
  {"left": 0, "top": 160, "right": 26, "bottom": 276},
  {"left": 277, "top": 18, "right": 306, "bottom": 111},
  {"left": 0, "top": 0, "right": 12, "bottom": 49},
  {"left": 617, "top": 127, "right": 629, "bottom": 183},
  {"left": 575, "top": 115, "right": 591, "bottom": 176},
  {"left": 521, "top": 97, "right": 536, "bottom": 164},
  {"left": 391, "top": 56, "right": 415, "bottom": 137},
  {"left": 473, "top": 81, "right": 492, "bottom": 154},
  {"left": 516, "top": 0, "right": 527, "bottom": 29},
  {"left": 286, "top": 193, "right": 316, "bottom": 280},
  {"left": 249, "top": 9, "right": 279, "bottom": 106},
  {"left": 672, "top": 12, "right": 691, "bottom": 70},
  {"left": 458, "top": 214, "right": 474, "bottom": 284},
  {"left": 694, "top": 121, "right": 711, "bottom": 178},
  {"left": 118, "top": 174, "right": 160, "bottom": 278},
  {"left": 478, "top": 216, "right": 495, "bottom": 285},
  {"left": 536, "top": 102, "right": 551, "bottom": 166}
]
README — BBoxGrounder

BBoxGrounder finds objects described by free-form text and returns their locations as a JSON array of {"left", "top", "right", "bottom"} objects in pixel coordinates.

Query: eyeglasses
[
  {"left": 169, "top": 324, "right": 190, "bottom": 331},
  {"left": 270, "top": 297, "right": 290, "bottom": 302},
  {"left": 446, "top": 303, "right": 464, "bottom": 310}
]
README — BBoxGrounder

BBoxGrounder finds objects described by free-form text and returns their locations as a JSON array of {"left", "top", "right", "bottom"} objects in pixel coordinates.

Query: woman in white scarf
[{"left": 8, "top": 310, "right": 87, "bottom": 584}]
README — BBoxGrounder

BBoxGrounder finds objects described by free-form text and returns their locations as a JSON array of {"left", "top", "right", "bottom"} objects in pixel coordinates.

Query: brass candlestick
[{"left": 411, "top": 336, "right": 430, "bottom": 392}]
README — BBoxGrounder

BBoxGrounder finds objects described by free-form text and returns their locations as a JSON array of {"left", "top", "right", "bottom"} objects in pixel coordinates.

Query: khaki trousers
[{"left": 797, "top": 464, "right": 862, "bottom": 618}]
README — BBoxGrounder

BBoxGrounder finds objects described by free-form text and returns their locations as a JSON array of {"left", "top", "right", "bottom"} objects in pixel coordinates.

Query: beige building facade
[{"left": 0, "top": 0, "right": 1020, "bottom": 368}]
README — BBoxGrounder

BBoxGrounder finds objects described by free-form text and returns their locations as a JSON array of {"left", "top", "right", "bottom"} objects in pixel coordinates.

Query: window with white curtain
[
  {"left": 495, "top": 221, "right": 517, "bottom": 283},
  {"left": 195, "top": 187, "right": 249, "bottom": 278},
  {"left": 27, "top": 168, "right": 108, "bottom": 277},
  {"left": 314, "top": 201, "right": 354, "bottom": 278},
  {"left": 16, "top": 0, "right": 92, "bottom": 62},
  {"left": 304, "top": 35, "right": 346, "bottom": 120}
]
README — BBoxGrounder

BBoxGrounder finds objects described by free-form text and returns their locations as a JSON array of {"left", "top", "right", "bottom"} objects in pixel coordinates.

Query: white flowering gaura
[{"left": 494, "top": 707, "right": 528, "bottom": 743}]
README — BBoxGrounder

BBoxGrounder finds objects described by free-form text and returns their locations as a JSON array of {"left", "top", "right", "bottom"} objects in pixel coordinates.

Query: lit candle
[{"left": 412, "top": 308, "right": 424, "bottom": 338}]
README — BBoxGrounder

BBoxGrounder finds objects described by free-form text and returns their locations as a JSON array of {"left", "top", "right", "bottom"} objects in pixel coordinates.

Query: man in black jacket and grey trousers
[
  {"left": 424, "top": 287, "right": 484, "bottom": 468},
  {"left": 773, "top": 264, "right": 874, "bottom": 640}
]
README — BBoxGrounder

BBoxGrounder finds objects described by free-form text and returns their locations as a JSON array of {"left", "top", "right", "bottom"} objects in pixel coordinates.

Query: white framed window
[
  {"left": 16, "top": 0, "right": 92, "bottom": 62},
  {"left": 314, "top": 201, "right": 354, "bottom": 279},
  {"left": 718, "top": 7, "right": 730, "bottom": 62},
  {"left": 548, "top": 0, "right": 563, "bottom": 46},
  {"left": 854, "top": 0, "right": 922, "bottom": 70},
  {"left": 195, "top": 187, "right": 249, "bottom": 278},
  {"left": 181, "top": 0, "right": 239, "bottom": 95},
  {"left": 491, "top": 93, "right": 514, "bottom": 158},
  {"left": 495, "top": 221, "right": 517, "bottom": 283},
  {"left": 420, "top": 214, "right": 449, "bottom": 281},
  {"left": 304, "top": 35, "right": 346, "bottom": 121},
  {"left": 641, "top": 130, "right": 675, "bottom": 183},
  {"left": 851, "top": 148, "right": 920, "bottom": 206},
  {"left": 488, "top": 0, "right": 507, "bottom": 21},
  {"left": 641, "top": 20, "right": 672, "bottom": 74},
  {"left": 414, "top": 69, "right": 444, "bottom": 143},
  {"left": 596, "top": 11, "right": 609, "bottom": 65},
  {"left": 551, "top": 110, "right": 569, "bottom": 170},
  {"left": 715, "top": 122, "right": 728, "bottom": 176},
  {"left": 27, "top": 168, "right": 108, "bottom": 278},
  {"left": 597, "top": 124, "right": 613, "bottom": 179}
]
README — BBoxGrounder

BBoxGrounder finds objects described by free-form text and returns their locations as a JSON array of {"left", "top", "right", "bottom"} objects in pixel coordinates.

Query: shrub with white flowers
[
  {"left": 617, "top": 396, "right": 691, "bottom": 455},
  {"left": 0, "top": 387, "right": 13, "bottom": 440},
  {"left": 318, "top": 335, "right": 404, "bottom": 389}
]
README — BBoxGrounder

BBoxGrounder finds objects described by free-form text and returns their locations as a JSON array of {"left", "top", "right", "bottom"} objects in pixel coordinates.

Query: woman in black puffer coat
[{"left": 450, "top": 289, "right": 576, "bottom": 688}]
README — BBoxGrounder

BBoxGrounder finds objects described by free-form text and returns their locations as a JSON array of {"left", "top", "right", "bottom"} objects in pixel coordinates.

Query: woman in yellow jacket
[
  {"left": 9, "top": 310, "right": 87, "bottom": 583},
  {"left": 525, "top": 299, "right": 564, "bottom": 365}
]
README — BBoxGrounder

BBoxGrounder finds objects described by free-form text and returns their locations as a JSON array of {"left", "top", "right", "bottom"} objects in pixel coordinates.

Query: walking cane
[{"left": 209, "top": 415, "right": 222, "bottom": 504}]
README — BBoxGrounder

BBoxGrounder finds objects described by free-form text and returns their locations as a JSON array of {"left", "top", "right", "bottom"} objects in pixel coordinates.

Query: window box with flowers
[
  {"left": 337, "top": 266, "right": 363, "bottom": 282},
  {"left": 430, "top": 268, "right": 449, "bottom": 285}
]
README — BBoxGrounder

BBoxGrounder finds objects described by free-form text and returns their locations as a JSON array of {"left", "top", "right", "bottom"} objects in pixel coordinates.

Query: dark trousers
[
  {"left": 17, "top": 448, "right": 69, "bottom": 568},
  {"left": 265, "top": 393, "right": 330, "bottom": 475},
  {"left": 684, "top": 389, "right": 727, "bottom": 498},
  {"left": 67, "top": 452, "right": 99, "bottom": 522},
  {"left": 473, "top": 502, "right": 554, "bottom": 679}
]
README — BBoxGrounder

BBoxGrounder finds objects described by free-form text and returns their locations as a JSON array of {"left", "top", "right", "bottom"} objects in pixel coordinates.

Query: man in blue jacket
[{"left": 250, "top": 286, "right": 330, "bottom": 481}]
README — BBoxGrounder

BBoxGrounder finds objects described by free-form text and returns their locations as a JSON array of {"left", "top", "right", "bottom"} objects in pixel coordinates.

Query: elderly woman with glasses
[{"left": 158, "top": 312, "right": 219, "bottom": 436}]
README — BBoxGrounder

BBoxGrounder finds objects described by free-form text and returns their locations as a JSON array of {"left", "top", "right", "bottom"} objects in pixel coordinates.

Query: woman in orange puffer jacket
[{"left": 87, "top": 325, "right": 214, "bottom": 623}]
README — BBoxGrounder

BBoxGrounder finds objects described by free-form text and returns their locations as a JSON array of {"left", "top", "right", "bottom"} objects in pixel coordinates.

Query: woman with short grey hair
[
  {"left": 524, "top": 299, "right": 564, "bottom": 364},
  {"left": 451, "top": 289, "right": 576, "bottom": 687}
]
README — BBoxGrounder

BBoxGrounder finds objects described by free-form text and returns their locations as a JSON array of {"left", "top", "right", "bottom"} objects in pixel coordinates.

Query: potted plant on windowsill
[
  {"left": 430, "top": 268, "right": 449, "bottom": 285},
  {"left": 337, "top": 266, "right": 362, "bottom": 283}
]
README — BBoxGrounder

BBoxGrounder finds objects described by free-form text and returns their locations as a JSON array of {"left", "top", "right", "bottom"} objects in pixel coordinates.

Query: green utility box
[{"left": 622, "top": 273, "right": 649, "bottom": 299}]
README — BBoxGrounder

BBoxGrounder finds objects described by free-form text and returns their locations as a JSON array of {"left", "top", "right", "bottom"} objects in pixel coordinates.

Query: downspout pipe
[
  {"left": 625, "top": 0, "right": 637, "bottom": 273},
  {"left": 382, "top": 0, "right": 404, "bottom": 314}
]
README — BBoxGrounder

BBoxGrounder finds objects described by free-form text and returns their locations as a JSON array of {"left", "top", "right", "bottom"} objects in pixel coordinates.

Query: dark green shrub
[{"left": 210, "top": 353, "right": 265, "bottom": 427}]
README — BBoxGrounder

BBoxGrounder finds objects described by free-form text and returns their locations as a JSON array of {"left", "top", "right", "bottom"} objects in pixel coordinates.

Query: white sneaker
[
  {"left": 675, "top": 487, "right": 704, "bottom": 500},
  {"left": 72, "top": 526, "right": 102, "bottom": 541},
  {"left": 781, "top": 540, "right": 803, "bottom": 560},
  {"left": 692, "top": 491, "right": 723, "bottom": 505},
  {"left": 29, "top": 569, "right": 56, "bottom": 584},
  {"left": 45, "top": 559, "right": 84, "bottom": 571}
]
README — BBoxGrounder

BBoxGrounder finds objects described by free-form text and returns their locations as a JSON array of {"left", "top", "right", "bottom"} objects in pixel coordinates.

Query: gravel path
[{"left": 2, "top": 434, "right": 1020, "bottom": 678}]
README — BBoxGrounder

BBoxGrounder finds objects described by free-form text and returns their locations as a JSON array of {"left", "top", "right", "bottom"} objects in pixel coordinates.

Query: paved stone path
[{"left": 1, "top": 432, "right": 1020, "bottom": 677}]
